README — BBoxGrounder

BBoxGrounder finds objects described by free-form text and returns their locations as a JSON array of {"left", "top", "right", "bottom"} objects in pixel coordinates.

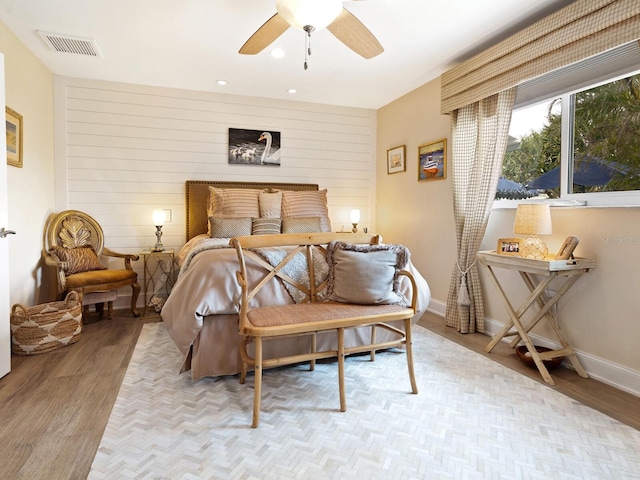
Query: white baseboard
[
  {"left": 426, "top": 299, "right": 640, "bottom": 398},
  {"left": 427, "top": 298, "right": 447, "bottom": 317}
]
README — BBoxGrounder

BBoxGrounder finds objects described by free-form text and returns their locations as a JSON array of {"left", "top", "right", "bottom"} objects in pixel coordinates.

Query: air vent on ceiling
[{"left": 38, "top": 31, "right": 102, "bottom": 57}]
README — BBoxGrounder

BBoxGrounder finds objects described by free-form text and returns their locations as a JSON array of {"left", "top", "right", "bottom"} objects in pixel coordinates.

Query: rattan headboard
[{"left": 185, "top": 180, "right": 319, "bottom": 241}]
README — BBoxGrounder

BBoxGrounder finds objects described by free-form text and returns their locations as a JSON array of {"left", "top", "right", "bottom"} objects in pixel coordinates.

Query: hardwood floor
[
  {"left": 0, "top": 311, "right": 157, "bottom": 480},
  {"left": 0, "top": 310, "right": 638, "bottom": 479}
]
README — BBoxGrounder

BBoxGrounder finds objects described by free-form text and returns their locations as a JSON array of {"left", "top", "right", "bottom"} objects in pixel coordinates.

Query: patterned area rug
[{"left": 89, "top": 323, "right": 640, "bottom": 479}]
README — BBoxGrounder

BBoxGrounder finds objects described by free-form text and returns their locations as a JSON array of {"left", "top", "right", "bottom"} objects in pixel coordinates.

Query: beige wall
[
  {"left": 377, "top": 77, "right": 640, "bottom": 395},
  {"left": 376, "top": 78, "right": 454, "bottom": 306},
  {"left": 0, "top": 22, "right": 55, "bottom": 306}
]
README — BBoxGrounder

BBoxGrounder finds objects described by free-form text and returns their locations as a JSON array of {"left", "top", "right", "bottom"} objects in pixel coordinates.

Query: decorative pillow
[
  {"left": 252, "top": 217, "right": 282, "bottom": 235},
  {"left": 324, "top": 241, "right": 410, "bottom": 306},
  {"left": 282, "top": 216, "right": 322, "bottom": 234},
  {"left": 209, "top": 217, "right": 252, "bottom": 238},
  {"left": 259, "top": 190, "right": 282, "bottom": 219},
  {"left": 207, "top": 187, "right": 260, "bottom": 219},
  {"left": 281, "top": 189, "right": 331, "bottom": 232},
  {"left": 50, "top": 245, "right": 106, "bottom": 275}
]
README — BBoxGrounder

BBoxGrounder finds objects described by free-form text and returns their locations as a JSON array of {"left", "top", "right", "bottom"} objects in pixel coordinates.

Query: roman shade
[{"left": 441, "top": 0, "right": 640, "bottom": 114}]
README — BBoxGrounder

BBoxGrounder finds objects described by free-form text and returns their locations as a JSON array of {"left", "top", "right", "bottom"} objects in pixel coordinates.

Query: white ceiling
[{"left": 0, "top": 0, "right": 575, "bottom": 109}]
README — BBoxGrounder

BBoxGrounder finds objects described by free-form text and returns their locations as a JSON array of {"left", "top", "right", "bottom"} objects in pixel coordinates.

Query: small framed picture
[
  {"left": 418, "top": 138, "right": 446, "bottom": 181},
  {"left": 497, "top": 237, "right": 522, "bottom": 256},
  {"left": 6, "top": 106, "right": 23, "bottom": 168},
  {"left": 387, "top": 145, "right": 406, "bottom": 174}
]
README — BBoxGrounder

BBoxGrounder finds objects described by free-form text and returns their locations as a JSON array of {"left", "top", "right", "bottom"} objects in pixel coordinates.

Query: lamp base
[
  {"left": 522, "top": 236, "right": 548, "bottom": 259},
  {"left": 151, "top": 225, "right": 164, "bottom": 252}
]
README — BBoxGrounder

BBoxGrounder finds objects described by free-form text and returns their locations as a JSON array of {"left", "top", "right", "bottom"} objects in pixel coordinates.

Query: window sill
[{"left": 493, "top": 198, "right": 640, "bottom": 210}]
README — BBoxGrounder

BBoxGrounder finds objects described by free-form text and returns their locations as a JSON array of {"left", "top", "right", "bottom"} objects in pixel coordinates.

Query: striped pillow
[
  {"left": 281, "top": 189, "right": 331, "bottom": 232},
  {"left": 207, "top": 187, "right": 260, "bottom": 218},
  {"left": 252, "top": 217, "right": 282, "bottom": 235},
  {"left": 209, "top": 217, "right": 252, "bottom": 238}
]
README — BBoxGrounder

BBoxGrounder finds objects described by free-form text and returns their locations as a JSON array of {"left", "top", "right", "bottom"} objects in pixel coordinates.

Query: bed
[{"left": 161, "top": 180, "right": 431, "bottom": 379}]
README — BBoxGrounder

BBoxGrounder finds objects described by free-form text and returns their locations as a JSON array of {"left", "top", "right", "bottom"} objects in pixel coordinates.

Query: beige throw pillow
[
  {"left": 282, "top": 216, "right": 322, "bottom": 233},
  {"left": 324, "top": 241, "right": 410, "bottom": 306},
  {"left": 209, "top": 217, "right": 252, "bottom": 238},
  {"left": 281, "top": 189, "right": 331, "bottom": 232},
  {"left": 258, "top": 190, "right": 282, "bottom": 219}
]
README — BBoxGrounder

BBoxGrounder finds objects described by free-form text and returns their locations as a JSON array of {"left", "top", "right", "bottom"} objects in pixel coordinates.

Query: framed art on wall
[
  {"left": 6, "top": 106, "right": 23, "bottom": 168},
  {"left": 387, "top": 145, "right": 406, "bottom": 174},
  {"left": 418, "top": 138, "right": 446, "bottom": 182},
  {"left": 228, "top": 128, "right": 281, "bottom": 166}
]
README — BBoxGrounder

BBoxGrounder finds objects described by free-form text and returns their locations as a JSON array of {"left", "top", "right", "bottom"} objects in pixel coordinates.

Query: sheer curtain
[{"left": 445, "top": 88, "right": 516, "bottom": 333}]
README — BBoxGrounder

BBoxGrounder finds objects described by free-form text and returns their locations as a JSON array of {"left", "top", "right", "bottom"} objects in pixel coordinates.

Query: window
[
  {"left": 570, "top": 74, "right": 640, "bottom": 195},
  {"left": 499, "top": 98, "right": 561, "bottom": 200},
  {"left": 498, "top": 41, "right": 640, "bottom": 206}
]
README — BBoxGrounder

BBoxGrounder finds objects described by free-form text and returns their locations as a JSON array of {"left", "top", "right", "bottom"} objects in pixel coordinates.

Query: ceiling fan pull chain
[{"left": 303, "top": 25, "right": 314, "bottom": 71}]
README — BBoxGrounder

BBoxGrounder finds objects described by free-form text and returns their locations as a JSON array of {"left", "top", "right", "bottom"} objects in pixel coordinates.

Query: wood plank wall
[{"left": 55, "top": 77, "right": 376, "bottom": 309}]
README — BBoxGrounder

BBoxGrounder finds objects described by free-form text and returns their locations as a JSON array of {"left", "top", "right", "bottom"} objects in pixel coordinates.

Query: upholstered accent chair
[{"left": 43, "top": 210, "right": 140, "bottom": 318}]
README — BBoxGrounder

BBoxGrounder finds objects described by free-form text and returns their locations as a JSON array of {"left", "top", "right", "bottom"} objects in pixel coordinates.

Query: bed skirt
[{"left": 185, "top": 313, "right": 411, "bottom": 380}]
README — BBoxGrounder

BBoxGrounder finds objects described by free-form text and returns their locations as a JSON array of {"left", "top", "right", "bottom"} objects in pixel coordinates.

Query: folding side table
[{"left": 476, "top": 250, "right": 595, "bottom": 385}]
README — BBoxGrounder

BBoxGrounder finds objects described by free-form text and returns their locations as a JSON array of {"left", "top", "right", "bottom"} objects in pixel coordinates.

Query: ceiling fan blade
[
  {"left": 239, "top": 13, "right": 290, "bottom": 55},
  {"left": 327, "top": 8, "right": 383, "bottom": 59}
]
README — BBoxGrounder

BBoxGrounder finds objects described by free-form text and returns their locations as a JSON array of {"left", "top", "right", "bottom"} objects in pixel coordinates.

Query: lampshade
[
  {"left": 152, "top": 209, "right": 166, "bottom": 227},
  {"left": 276, "top": 0, "right": 342, "bottom": 31},
  {"left": 350, "top": 209, "right": 361, "bottom": 224},
  {"left": 513, "top": 204, "right": 552, "bottom": 235},
  {"left": 513, "top": 203, "right": 552, "bottom": 259}
]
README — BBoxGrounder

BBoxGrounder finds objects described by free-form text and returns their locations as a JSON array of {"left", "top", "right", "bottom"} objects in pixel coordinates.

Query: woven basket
[
  {"left": 515, "top": 345, "right": 563, "bottom": 369},
  {"left": 10, "top": 291, "right": 83, "bottom": 355}
]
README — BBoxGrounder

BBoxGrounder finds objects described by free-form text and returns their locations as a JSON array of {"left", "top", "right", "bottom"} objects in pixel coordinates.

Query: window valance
[{"left": 441, "top": 0, "right": 640, "bottom": 114}]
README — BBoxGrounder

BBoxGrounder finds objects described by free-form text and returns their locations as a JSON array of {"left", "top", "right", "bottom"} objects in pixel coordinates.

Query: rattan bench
[{"left": 232, "top": 232, "right": 419, "bottom": 428}]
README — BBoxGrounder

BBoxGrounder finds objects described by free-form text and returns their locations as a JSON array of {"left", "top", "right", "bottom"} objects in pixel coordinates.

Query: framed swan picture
[{"left": 228, "top": 128, "right": 281, "bottom": 166}]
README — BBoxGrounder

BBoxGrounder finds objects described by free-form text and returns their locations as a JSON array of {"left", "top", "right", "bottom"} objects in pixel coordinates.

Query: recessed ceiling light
[
  {"left": 270, "top": 48, "right": 285, "bottom": 58},
  {"left": 216, "top": 80, "right": 227, "bottom": 86},
  {"left": 287, "top": 88, "right": 297, "bottom": 94}
]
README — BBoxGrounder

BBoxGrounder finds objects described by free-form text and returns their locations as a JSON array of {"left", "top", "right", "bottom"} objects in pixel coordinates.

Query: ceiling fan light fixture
[{"left": 276, "top": 0, "right": 342, "bottom": 31}]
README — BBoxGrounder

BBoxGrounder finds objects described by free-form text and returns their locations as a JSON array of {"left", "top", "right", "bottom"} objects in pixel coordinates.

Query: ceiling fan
[{"left": 239, "top": 0, "right": 383, "bottom": 65}]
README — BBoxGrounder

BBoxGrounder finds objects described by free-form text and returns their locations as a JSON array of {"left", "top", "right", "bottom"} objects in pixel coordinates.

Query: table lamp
[
  {"left": 513, "top": 203, "right": 552, "bottom": 259},
  {"left": 151, "top": 209, "right": 166, "bottom": 252},
  {"left": 350, "top": 209, "right": 360, "bottom": 233}
]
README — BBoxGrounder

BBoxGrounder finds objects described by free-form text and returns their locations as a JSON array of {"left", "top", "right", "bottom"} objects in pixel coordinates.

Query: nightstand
[{"left": 139, "top": 249, "right": 175, "bottom": 315}]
